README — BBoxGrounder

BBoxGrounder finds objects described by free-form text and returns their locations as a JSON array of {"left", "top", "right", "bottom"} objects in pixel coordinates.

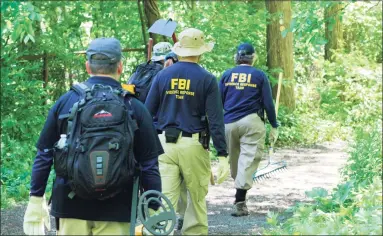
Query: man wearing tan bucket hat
[{"left": 145, "top": 28, "right": 229, "bottom": 235}]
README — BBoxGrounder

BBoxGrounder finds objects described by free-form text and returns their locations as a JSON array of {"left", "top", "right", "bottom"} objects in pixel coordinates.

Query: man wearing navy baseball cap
[
  {"left": 23, "top": 37, "right": 164, "bottom": 235},
  {"left": 219, "top": 42, "right": 279, "bottom": 217}
]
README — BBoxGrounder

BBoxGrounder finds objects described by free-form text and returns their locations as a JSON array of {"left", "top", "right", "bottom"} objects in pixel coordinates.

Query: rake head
[{"left": 252, "top": 161, "right": 287, "bottom": 183}]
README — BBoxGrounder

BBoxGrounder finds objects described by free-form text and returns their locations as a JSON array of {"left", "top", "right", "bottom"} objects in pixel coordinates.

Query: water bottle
[{"left": 56, "top": 134, "right": 67, "bottom": 149}]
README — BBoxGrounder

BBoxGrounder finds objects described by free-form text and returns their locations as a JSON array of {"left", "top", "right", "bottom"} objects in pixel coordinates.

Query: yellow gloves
[
  {"left": 269, "top": 128, "right": 279, "bottom": 146},
  {"left": 217, "top": 156, "right": 230, "bottom": 184},
  {"left": 23, "top": 196, "right": 51, "bottom": 235}
]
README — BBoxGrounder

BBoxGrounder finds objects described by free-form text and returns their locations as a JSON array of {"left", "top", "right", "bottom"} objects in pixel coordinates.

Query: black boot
[{"left": 231, "top": 189, "right": 249, "bottom": 217}]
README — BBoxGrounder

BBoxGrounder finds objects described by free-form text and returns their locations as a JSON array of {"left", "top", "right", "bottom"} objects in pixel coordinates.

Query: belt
[{"left": 157, "top": 130, "right": 194, "bottom": 137}]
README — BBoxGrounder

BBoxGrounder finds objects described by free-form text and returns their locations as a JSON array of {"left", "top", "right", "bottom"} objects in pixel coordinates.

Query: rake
[
  {"left": 252, "top": 72, "right": 288, "bottom": 182},
  {"left": 252, "top": 146, "right": 287, "bottom": 182}
]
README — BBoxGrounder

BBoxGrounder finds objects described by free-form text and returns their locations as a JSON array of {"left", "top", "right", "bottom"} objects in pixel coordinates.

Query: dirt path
[{"left": 1, "top": 140, "right": 348, "bottom": 235}]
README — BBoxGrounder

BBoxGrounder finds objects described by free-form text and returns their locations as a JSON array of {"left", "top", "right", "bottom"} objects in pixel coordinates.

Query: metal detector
[{"left": 130, "top": 176, "right": 176, "bottom": 235}]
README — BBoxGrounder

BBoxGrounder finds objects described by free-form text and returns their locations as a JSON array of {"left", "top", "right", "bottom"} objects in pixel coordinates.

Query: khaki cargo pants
[
  {"left": 158, "top": 132, "right": 211, "bottom": 235},
  {"left": 225, "top": 113, "right": 266, "bottom": 190},
  {"left": 56, "top": 218, "right": 129, "bottom": 235}
]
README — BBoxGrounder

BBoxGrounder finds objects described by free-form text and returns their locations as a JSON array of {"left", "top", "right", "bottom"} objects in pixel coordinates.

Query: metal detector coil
[{"left": 138, "top": 190, "right": 177, "bottom": 235}]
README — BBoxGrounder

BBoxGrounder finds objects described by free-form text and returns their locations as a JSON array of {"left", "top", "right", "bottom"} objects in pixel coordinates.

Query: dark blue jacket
[
  {"left": 219, "top": 65, "right": 278, "bottom": 128},
  {"left": 31, "top": 76, "right": 163, "bottom": 222},
  {"left": 145, "top": 61, "right": 227, "bottom": 156}
]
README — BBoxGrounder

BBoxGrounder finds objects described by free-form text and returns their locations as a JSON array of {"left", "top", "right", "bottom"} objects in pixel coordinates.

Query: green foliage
[
  {"left": 1, "top": 66, "right": 48, "bottom": 207},
  {"left": 342, "top": 127, "right": 382, "bottom": 186},
  {"left": 264, "top": 176, "right": 382, "bottom": 235},
  {"left": 1, "top": 2, "right": 40, "bottom": 44},
  {"left": 343, "top": 2, "right": 382, "bottom": 62},
  {"left": 263, "top": 127, "right": 382, "bottom": 235},
  {"left": 321, "top": 51, "right": 382, "bottom": 128},
  {"left": 274, "top": 47, "right": 381, "bottom": 147}
]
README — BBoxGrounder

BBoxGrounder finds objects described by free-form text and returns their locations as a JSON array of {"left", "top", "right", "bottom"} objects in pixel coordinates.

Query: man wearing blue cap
[
  {"left": 219, "top": 43, "right": 279, "bottom": 217},
  {"left": 23, "top": 37, "right": 163, "bottom": 235}
]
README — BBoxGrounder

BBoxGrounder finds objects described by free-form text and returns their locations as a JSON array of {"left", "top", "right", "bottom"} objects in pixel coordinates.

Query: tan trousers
[
  {"left": 159, "top": 133, "right": 211, "bottom": 235},
  {"left": 225, "top": 113, "right": 266, "bottom": 190},
  {"left": 56, "top": 218, "right": 130, "bottom": 235}
]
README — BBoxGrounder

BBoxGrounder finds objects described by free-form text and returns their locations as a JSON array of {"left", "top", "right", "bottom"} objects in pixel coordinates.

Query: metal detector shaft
[{"left": 130, "top": 176, "right": 140, "bottom": 235}]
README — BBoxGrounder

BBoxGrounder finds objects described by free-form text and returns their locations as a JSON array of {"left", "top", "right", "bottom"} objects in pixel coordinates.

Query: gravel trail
[{"left": 1, "top": 141, "right": 348, "bottom": 235}]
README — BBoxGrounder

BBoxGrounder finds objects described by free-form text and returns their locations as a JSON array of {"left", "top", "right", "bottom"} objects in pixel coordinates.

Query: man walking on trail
[
  {"left": 23, "top": 37, "right": 164, "bottom": 235},
  {"left": 219, "top": 43, "right": 279, "bottom": 217},
  {"left": 163, "top": 51, "right": 189, "bottom": 232},
  {"left": 145, "top": 28, "right": 230, "bottom": 235}
]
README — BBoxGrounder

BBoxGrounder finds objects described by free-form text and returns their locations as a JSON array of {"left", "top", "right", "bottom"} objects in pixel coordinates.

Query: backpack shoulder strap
[
  {"left": 71, "top": 82, "right": 93, "bottom": 101},
  {"left": 71, "top": 82, "right": 87, "bottom": 94},
  {"left": 124, "top": 95, "right": 139, "bottom": 132}
]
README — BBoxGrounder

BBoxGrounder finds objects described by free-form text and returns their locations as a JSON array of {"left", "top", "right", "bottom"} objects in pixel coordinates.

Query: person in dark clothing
[
  {"left": 127, "top": 42, "right": 173, "bottom": 104},
  {"left": 145, "top": 28, "right": 229, "bottom": 235},
  {"left": 219, "top": 42, "right": 279, "bottom": 217},
  {"left": 23, "top": 37, "right": 163, "bottom": 235}
]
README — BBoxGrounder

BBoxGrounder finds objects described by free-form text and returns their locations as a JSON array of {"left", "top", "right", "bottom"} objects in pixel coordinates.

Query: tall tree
[
  {"left": 266, "top": 0, "right": 295, "bottom": 111},
  {"left": 325, "top": 2, "right": 344, "bottom": 61},
  {"left": 143, "top": 0, "right": 166, "bottom": 44}
]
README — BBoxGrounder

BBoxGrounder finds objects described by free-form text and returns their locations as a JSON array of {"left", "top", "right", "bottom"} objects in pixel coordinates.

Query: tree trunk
[
  {"left": 266, "top": 0, "right": 295, "bottom": 111},
  {"left": 143, "top": 0, "right": 166, "bottom": 44},
  {"left": 325, "top": 2, "right": 344, "bottom": 61}
]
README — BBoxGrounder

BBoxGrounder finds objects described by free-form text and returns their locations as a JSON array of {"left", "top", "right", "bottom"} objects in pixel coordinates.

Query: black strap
[
  {"left": 71, "top": 82, "right": 89, "bottom": 96},
  {"left": 182, "top": 131, "right": 193, "bottom": 137},
  {"left": 124, "top": 96, "right": 138, "bottom": 132},
  {"left": 55, "top": 217, "right": 60, "bottom": 231},
  {"left": 71, "top": 82, "right": 93, "bottom": 101},
  {"left": 58, "top": 113, "right": 70, "bottom": 120},
  {"left": 157, "top": 129, "right": 194, "bottom": 137}
]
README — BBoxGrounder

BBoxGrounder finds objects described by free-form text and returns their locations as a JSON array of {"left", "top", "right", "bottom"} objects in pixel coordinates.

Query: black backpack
[
  {"left": 127, "top": 61, "right": 163, "bottom": 103},
  {"left": 53, "top": 82, "right": 138, "bottom": 200}
]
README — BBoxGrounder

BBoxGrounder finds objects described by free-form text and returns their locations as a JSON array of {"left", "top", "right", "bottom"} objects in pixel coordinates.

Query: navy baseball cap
[
  {"left": 237, "top": 43, "right": 255, "bottom": 56},
  {"left": 86, "top": 37, "right": 123, "bottom": 64}
]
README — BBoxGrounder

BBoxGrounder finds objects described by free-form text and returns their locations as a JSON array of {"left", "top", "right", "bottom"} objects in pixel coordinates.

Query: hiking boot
[
  {"left": 231, "top": 201, "right": 249, "bottom": 217},
  {"left": 176, "top": 217, "right": 184, "bottom": 230}
]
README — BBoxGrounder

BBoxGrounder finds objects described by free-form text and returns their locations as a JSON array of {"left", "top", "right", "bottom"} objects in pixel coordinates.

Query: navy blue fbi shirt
[
  {"left": 31, "top": 76, "right": 163, "bottom": 222},
  {"left": 219, "top": 66, "right": 278, "bottom": 128},
  {"left": 145, "top": 61, "right": 228, "bottom": 157}
]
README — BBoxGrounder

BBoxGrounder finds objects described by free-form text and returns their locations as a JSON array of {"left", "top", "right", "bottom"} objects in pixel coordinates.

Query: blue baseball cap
[
  {"left": 86, "top": 37, "right": 123, "bottom": 64},
  {"left": 237, "top": 43, "right": 255, "bottom": 56}
]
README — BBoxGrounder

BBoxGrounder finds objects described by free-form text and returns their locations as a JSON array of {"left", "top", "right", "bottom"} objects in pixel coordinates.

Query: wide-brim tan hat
[{"left": 172, "top": 28, "right": 214, "bottom": 57}]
